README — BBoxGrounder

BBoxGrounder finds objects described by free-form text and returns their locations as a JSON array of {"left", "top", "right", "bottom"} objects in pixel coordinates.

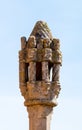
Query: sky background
[{"left": 0, "top": 0, "right": 82, "bottom": 130}]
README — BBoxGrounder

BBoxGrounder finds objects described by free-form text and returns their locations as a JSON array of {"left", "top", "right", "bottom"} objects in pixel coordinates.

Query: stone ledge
[{"left": 24, "top": 99, "right": 57, "bottom": 107}]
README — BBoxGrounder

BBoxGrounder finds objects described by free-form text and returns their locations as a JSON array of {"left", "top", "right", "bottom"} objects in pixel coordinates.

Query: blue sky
[{"left": 0, "top": 0, "right": 82, "bottom": 130}]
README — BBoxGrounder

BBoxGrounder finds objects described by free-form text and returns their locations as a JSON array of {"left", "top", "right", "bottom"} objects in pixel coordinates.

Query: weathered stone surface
[
  {"left": 52, "top": 64, "right": 60, "bottom": 82},
  {"left": 19, "top": 50, "right": 26, "bottom": 62},
  {"left": 51, "top": 38, "right": 62, "bottom": 64},
  {"left": 37, "top": 39, "right": 43, "bottom": 49},
  {"left": 37, "top": 49, "right": 43, "bottom": 61},
  {"left": 30, "top": 21, "right": 53, "bottom": 40},
  {"left": 21, "top": 37, "right": 26, "bottom": 49},
  {"left": 43, "top": 38, "right": 50, "bottom": 48},
  {"left": 42, "top": 48, "right": 52, "bottom": 61},
  {"left": 27, "top": 106, "right": 53, "bottom": 130},
  {"left": 29, "top": 62, "right": 36, "bottom": 81},
  {"left": 26, "top": 81, "right": 51, "bottom": 100},
  {"left": 42, "top": 62, "right": 49, "bottom": 82},
  {"left": 26, "top": 48, "right": 37, "bottom": 62},
  {"left": 27, "top": 35, "right": 36, "bottom": 48},
  {"left": 51, "top": 38, "right": 62, "bottom": 83},
  {"left": 19, "top": 21, "right": 62, "bottom": 130}
]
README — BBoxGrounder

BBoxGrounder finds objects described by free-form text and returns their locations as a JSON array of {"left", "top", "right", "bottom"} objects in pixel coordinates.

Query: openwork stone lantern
[{"left": 19, "top": 21, "right": 62, "bottom": 130}]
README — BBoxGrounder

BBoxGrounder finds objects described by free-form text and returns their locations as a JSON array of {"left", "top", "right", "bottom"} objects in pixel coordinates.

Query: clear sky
[{"left": 0, "top": 0, "right": 82, "bottom": 130}]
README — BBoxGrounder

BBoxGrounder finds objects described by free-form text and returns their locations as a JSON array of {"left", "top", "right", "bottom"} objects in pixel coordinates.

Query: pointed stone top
[{"left": 30, "top": 21, "right": 53, "bottom": 40}]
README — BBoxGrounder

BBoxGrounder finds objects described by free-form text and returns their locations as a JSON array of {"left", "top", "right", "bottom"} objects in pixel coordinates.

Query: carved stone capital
[
  {"left": 25, "top": 81, "right": 51, "bottom": 100},
  {"left": 23, "top": 81, "right": 61, "bottom": 107}
]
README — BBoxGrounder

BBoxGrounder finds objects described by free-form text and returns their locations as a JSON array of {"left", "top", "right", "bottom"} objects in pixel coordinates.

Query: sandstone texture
[{"left": 19, "top": 21, "right": 62, "bottom": 130}]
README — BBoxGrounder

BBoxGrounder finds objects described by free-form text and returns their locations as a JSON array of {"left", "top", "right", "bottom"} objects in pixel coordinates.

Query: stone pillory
[{"left": 19, "top": 21, "right": 62, "bottom": 130}]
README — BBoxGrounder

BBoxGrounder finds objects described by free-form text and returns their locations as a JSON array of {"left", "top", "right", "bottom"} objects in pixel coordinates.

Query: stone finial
[
  {"left": 30, "top": 21, "right": 53, "bottom": 40},
  {"left": 19, "top": 20, "right": 62, "bottom": 102},
  {"left": 19, "top": 21, "right": 62, "bottom": 130}
]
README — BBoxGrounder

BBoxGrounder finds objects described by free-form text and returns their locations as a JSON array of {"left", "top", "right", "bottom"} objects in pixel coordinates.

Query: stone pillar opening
[
  {"left": 36, "top": 62, "right": 42, "bottom": 81},
  {"left": 48, "top": 62, "right": 53, "bottom": 82},
  {"left": 25, "top": 63, "right": 29, "bottom": 82}
]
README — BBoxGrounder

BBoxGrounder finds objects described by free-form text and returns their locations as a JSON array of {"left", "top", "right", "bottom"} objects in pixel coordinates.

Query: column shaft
[
  {"left": 29, "top": 117, "right": 46, "bottom": 130},
  {"left": 52, "top": 64, "right": 60, "bottom": 82},
  {"left": 19, "top": 61, "right": 26, "bottom": 84},
  {"left": 27, "top": 106, "right": 52, "bottom": 130},
  {"left": 42, "top": 62, "right": 49, "bottom": 82},
  {"left": 29, "top": 62, "right": 36, "bottom": 81}
]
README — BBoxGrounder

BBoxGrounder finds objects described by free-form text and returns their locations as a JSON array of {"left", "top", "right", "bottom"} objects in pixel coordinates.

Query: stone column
[
  {"left": 27, "top": 105, "right": 53, "bottom": 130},
  {"left": 19, "top": 61, "right": 26, "bottom": 84},
  {"left": 52, "top": 64, "right": 60, "bottom": 82},
  {"left": 19, "top": 51, "right": 27, "bottom": 96},
  {"left": 42, "top": 62, "right": 49, "bottom": 82},
  {"left": 29, "top": 62, "right": 36, "bottom": 81}
]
